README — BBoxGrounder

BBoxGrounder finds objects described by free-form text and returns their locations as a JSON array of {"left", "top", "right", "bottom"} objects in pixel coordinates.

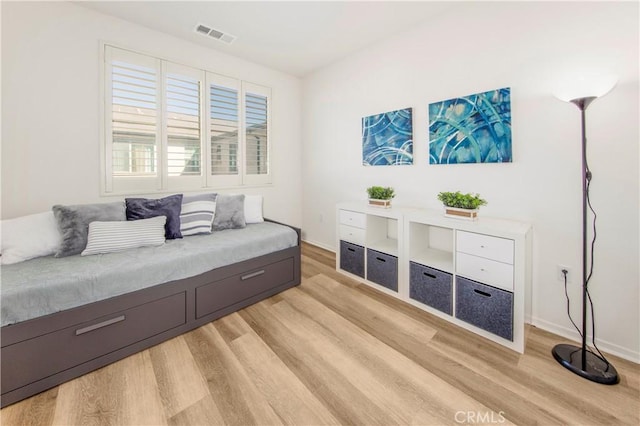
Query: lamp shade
[{"left": 553, "top": 73, "right": 618, "bottom": 103}]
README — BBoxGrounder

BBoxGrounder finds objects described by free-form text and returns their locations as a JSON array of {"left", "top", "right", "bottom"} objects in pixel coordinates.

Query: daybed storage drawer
[
  {"left": 340, "top": 240, "right": 365, "bottom": 278},
  {"left": 455, "top": 276, "right": 513, "bottom": 341},
  {"left": 196, "top": 257, "right": 295, "bottom": 318},
  {"left": 1, "top": 292, "right": 186, "bottom": 394},
  {"left": 366, "top": 249, "right": 398, "bottom": 292},
  {"left": 409, "top": 262, "right": 452, "bottom": 315}
]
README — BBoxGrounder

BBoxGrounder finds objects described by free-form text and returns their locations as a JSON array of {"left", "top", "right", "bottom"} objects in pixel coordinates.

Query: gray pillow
[
  {"left": 52, "top": 201, "right": 126, "bottom": 257},
  {"left": 212, "top": 194, "right": 246, "bottom": 231}
]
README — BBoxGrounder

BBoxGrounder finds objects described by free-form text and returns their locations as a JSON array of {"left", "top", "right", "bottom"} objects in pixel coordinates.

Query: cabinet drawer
[
  {"left": 339, "top": 241, "right": 365, "bottom": 278},
  {"left": 456, "top": 231, "right": 514, "bottom": 264},
  {"left": 455, "top": 276, "right": 513, "bottom": 341},
  {"left": 196, "top": 257, "right": 294, "bottom": 319},
  {"left": 1, "top": 292, "right": 186, "bottom": 394},
  {"left": 366, "top": 249, "right": 398, "bottom": 292},
  {"left": 456, "top": 252, "right": 513, "bottom": 292},
  {"left": 339, "top": 224, "right": 365, "bottom": 245},
  {"left": 339, "top": 210, "right": 366, "bottom": 229},
  {"left": 409, "top": 262, "right": 452, "bottom": 315}
]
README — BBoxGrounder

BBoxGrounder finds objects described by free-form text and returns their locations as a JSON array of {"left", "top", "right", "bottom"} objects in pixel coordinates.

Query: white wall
[
  {"left": 301, "top": 2, "right": 639, "bottom": 361},
  {"left": 1, "top": 1, "right": 302, "bottom": 227}
]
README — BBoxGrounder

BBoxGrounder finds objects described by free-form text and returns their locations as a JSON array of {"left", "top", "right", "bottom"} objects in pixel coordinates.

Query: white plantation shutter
[
  {"left": 166, "top": 73, "right": 201, "bottom": 176},
  {"left": 206, "top": 73, "right": 242, "bottom": 187},
  {"left": 111, "top": 61, "right": 157, "bottom": 175},
  {"left": 243, "top": 82, "right": 271, "bottom": 185},
  {"left": 105, "top": 47, "right": 162, "bottom": 193},
  {"left": 103, "top": 45, "right": 271, "bottom": 194},
  {"left": 164, "top": 62, "right": 205, "bottom": 190}
]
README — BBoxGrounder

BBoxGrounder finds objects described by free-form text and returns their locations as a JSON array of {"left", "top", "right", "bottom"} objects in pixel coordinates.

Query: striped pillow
[
  {"left": 81, "top": 216, "right": 166, "bottom": 256},
  {"left": 180, "top": 193, "right": 217, "bottom": 236}
]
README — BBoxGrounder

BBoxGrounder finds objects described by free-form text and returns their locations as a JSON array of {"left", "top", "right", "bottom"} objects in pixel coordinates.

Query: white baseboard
[
  {"left": 531, "top": 317, "right": 640, "bottom": 364},
  {"left": 301, "top": 239, "right": 335, "bottom": 253}
]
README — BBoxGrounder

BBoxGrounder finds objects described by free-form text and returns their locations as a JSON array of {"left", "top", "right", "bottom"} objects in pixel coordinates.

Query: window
[{"left": 103, "top": 45, "right": 271, "bottom": 194}]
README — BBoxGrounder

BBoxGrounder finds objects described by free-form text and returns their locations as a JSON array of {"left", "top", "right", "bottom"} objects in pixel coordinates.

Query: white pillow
[
  {"left": 244, "top": 195, "right": 264, "bottom": 224},
  {"left": 81, "top": 216, "right": 166, "bottom": 256},
  {"left": 1, "top": 212, "right": 62, "bottom": 265}
]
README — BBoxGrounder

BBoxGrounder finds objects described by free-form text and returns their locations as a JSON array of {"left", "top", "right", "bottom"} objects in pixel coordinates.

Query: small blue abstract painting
[
  {"left": 429, "top": 88, "right": 511, "bottom": 164},
  {"left": 362, "top": 108, "right": 413, "bottom": 166}
]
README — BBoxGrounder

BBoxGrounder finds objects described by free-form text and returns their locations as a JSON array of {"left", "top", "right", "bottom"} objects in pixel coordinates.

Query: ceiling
[{"left": 78, "top": 1, "right": 457, "bottom": 77}]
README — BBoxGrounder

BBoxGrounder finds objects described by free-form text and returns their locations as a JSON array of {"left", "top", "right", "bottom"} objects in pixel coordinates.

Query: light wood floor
[{"left": 2, "top": 242, "right": 638, "bottom": 425}]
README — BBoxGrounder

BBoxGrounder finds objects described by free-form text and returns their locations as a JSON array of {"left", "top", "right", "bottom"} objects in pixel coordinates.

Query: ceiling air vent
[{"left": 194, "top": 23, "right": 236, "bottom": 45}]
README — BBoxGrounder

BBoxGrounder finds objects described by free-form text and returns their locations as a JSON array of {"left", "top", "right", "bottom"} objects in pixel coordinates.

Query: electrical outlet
[{"left": 557, "top": 265, "right": 572, "bottom": 283}]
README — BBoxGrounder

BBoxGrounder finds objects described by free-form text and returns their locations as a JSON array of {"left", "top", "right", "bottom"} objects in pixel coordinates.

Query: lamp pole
[{"left": 551, "top": 96, "right": 619, "bottom": 385}]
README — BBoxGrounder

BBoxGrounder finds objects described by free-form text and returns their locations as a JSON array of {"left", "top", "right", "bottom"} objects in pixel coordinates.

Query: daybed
[{"left": 1, "top": 205, "right": 301, "bottom": 407}]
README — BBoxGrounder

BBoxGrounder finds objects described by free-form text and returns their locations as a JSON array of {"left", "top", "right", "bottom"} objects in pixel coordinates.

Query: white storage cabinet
[{"left": 336, "top": 203, "right": 532, "bottom": 353}]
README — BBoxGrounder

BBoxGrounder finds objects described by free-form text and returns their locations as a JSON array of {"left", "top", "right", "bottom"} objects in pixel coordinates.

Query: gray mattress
[{"left": 0, "top": 222, "right": 298, "bottom": 327}]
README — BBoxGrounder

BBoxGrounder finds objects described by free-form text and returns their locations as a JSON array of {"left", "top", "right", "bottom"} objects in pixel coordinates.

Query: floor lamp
[{"left": 551, "top": 74, "right": 619, "bottom": 385}]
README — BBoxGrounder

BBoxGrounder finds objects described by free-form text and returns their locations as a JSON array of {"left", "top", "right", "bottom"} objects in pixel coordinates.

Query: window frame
[{"left": 100, "top": 43, "right": 272, "bottom": 195}]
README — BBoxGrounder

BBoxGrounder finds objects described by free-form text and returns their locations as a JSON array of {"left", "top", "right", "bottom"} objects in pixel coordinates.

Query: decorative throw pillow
[
  {"left": 1, "top": 211, "right": 62, "bottom": 264},
  {"left": 125, "top": 194, "right": 183, "bottom": 239},
  {"left": 52, "top": 202, "right": 126, "bottom": 257},
  {"left": 81, "top": 216, "right": 166, "bottom": 256},
  {"left": 244, "top": 195, "right": 265, "bottom": 224},
  {"left": 180, "top": 193, "right": 217, "bottom": 236},
  {"left": 212, "top": 194, "right": 246, "bottom": 231}
]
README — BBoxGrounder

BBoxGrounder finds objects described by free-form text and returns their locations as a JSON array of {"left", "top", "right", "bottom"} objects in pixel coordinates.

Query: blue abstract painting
[
  {"left": 429, "top": 88, "right": 511, "bottom": 164},
  {"left": 362, "top": 108, "right": 413, "bottom": 166}
]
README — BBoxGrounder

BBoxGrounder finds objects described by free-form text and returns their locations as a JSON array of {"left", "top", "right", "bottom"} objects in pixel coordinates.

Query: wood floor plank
[
  {"left": 51, "top": 351, "right": 166, "bottom": 426},
  {"left": 229, "top": 330, "right": 341, "bottom": 425},
  {"left": 148, "top": 335, "right": 210, "bottom": 419},
  {"left": 0, "top": 388, "right": 57, "bottom": 426},
  {"left": 182, "top": 324, "right": 283, "bottom": 426},
  {"left": 168, "top": 395, "right": 225, "bottom": 426},
  {"left": 214, "top": 311, "right": 255, "bottom": 343}
]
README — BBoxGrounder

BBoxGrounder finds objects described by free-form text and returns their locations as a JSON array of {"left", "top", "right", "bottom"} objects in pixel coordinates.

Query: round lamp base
[{"left": 552, "top": 344, "right": 619, "bottom": 385}]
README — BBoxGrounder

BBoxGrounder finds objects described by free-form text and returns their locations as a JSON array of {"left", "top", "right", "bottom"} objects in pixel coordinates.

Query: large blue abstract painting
[
  {"left": 429, "top": 88, "right": 511, "bottom": 164},
  {"left": 362, "top": 108, "right": 413, "bottom": 166}
]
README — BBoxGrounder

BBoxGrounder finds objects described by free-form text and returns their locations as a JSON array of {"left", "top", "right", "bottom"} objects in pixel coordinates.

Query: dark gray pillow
[
  {"left": 52, "top": 201, "right": 126, "bottom": 257},
  {"left": 125, "top": 194, "right": 183, "bottom": 239},
  {"left": 212, "top": 194, "right": 246, "bottom": 231}
]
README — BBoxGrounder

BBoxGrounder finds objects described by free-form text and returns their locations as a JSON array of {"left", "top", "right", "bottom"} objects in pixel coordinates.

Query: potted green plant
[
  {"left": 437, "top": 191, "right": 487, "bottom": 220},
  {"left": 366, "top": 186, "right": 395, "bottom": 208}
]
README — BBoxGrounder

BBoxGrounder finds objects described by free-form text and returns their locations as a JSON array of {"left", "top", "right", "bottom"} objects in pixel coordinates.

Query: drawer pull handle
[
  {"left": 423, "top": 272, "right": 437, "bottom": 279},
  {"left": 376, "top": 257, "right": 386, "bottom": 262},
  {"left": 241, "top": 270, "right": 265, "bottom": 281},
  {"left": 348, "top": 248, "right": 355, "bottom": 252},
  {"left": 75, "top": 315, "right": 126, "bottom": 336},
  {"left": 473, "top": 289, "right": 492, "bottom": 298}
]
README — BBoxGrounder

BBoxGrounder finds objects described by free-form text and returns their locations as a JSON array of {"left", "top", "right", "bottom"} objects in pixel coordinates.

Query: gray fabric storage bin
[
  {"left": 455, "top": 276, "right": 513, "bottom": 341},
  {"left": 339, "top": 240, "right": 365, "bottom": 278},
  {"left": 366, "top": 249, "right": 398, "bottom": 292},
  {"left": 409, "top": 262, "right": 452, "bottom": 315}
]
